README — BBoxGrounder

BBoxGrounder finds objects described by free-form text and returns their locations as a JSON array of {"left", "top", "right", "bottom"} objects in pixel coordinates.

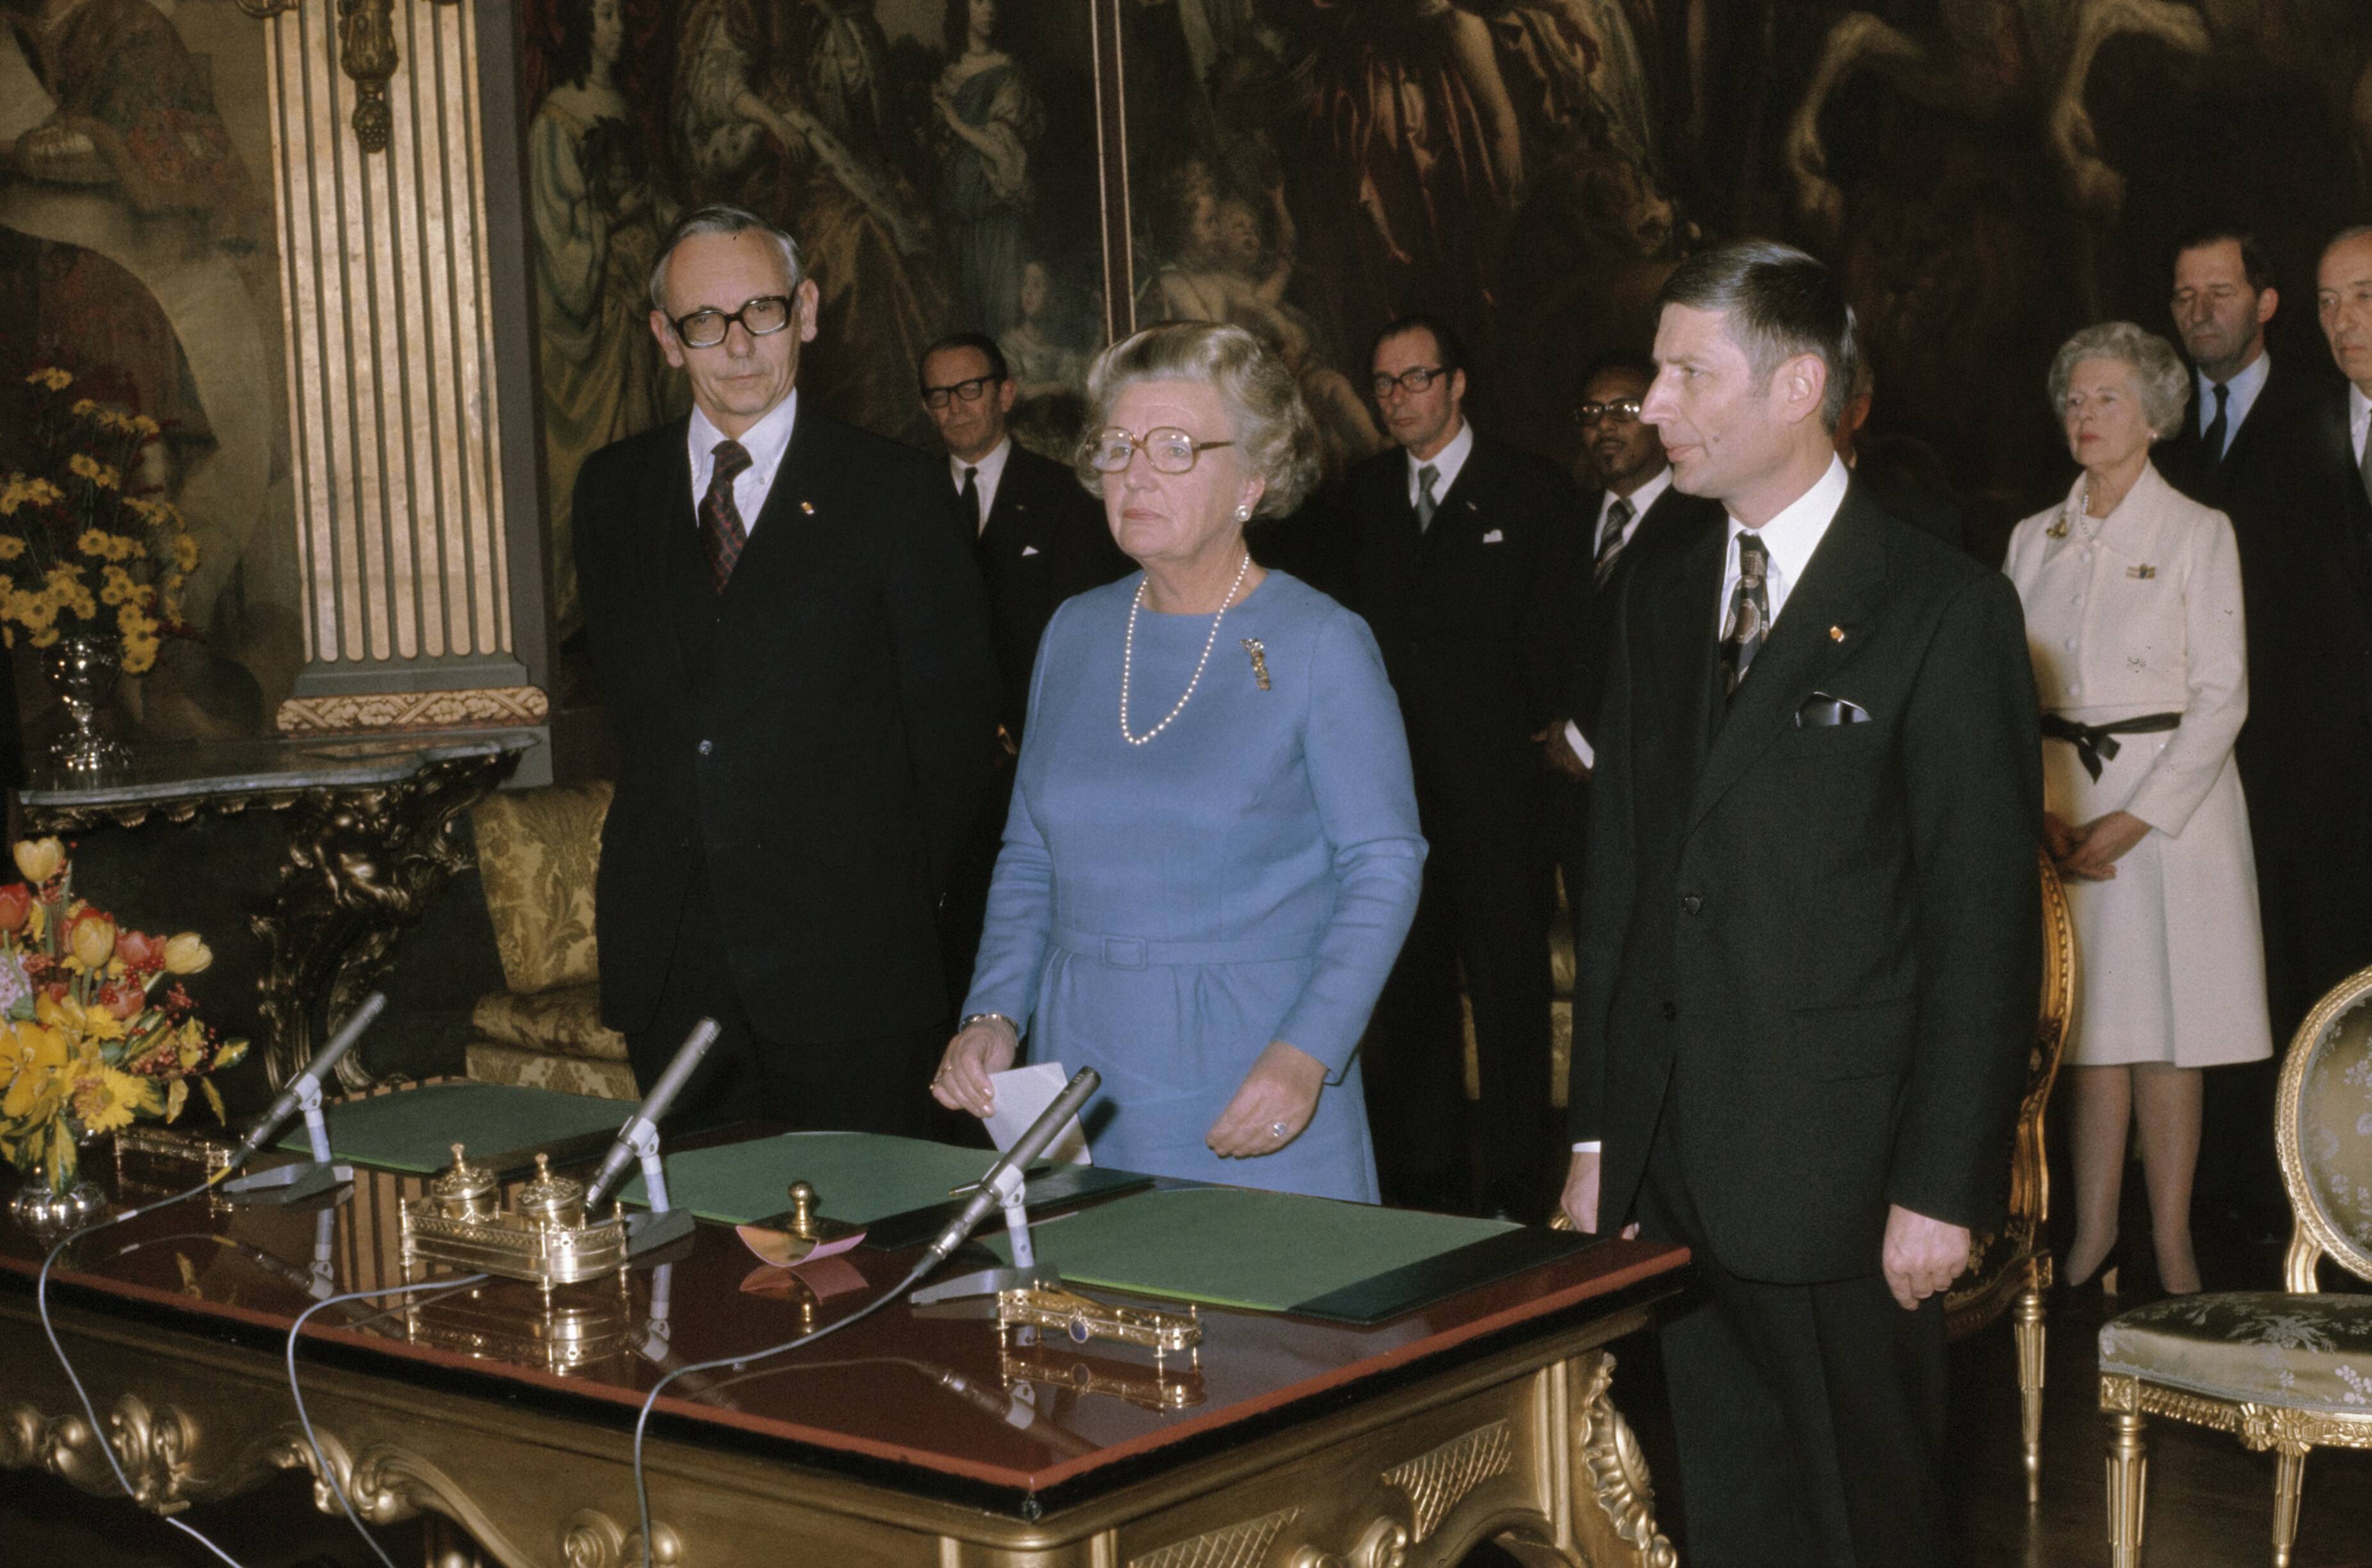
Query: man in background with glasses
[
  {"left": 1535, "top": 353, "right": 1722, "bottom": 934},
  {"left": 916, "top": 330, "right": 1129, "bottom": 996},
  {"left": 574, "top": 204, "right": 998, "bottom": 1133},
  {"left": 1335, "top": 313, "right": 1583, "bottom": 1220}
]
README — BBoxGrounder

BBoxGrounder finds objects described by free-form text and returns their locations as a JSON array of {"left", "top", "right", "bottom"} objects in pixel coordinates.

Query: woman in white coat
[{"left": 2004, "top": 321, "right": 2272, "bottom": 1298}]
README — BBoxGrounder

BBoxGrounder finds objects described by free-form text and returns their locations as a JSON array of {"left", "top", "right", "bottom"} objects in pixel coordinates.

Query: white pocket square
[
  {"left": 1481, "top": 529, "right": 1505, "bottom": 544},
  {"left": 1021, "top": 544, "right": 1041, "bottom": 557}
]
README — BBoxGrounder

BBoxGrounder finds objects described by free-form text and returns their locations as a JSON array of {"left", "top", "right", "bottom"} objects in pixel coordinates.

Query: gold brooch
[
  {"left": 1828, "top": 625, "right": 1846, "bottom": 643},
  {"left": 1241, "top": 638, "right": 1270, "bottom": 690},
  {"left": 2127, "top": 564, "right": 2156, "bottom": 579},
  {"left": 2045, "top": 516, "right": 2069, "bottom": 539}
]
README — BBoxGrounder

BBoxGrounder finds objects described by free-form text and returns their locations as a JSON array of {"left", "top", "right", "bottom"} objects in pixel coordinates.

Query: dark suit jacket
[
  {"left": 576, "top": 409, "right": 999, "bottom": 1044},
  {"left": 972, "top": 444, "right": 1133, "bottom": 740},
  {"left": 2156, "top": 351, "right": 2321, "bottom": 515},
  {"left": 1568, "top": 480, "right": 2042, "bottom": 1282},
  {"left": 1548, "top": 481, "right": 1727, "bottom": 747},
  {"left": 1341, "top": 434, "right": 1583, "bottom": 791},
  {"left": 2210, "top": 380, "right": 2372, "bottom": 853}
]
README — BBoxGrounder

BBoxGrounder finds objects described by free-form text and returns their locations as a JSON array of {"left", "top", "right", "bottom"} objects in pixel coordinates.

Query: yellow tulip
[
  {"left": 12, "top": 837, "right": 63, "bottom": 884},
  {"left": 164, "top": 934, "right": 213, "bottom": 974},
  {"left": 67, "top": 909, "right": 115, "bottom": 969}
]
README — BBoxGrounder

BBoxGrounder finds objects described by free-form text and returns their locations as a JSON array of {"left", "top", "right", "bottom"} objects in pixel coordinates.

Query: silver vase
[
  {"left": 9, "top": 1173, "right": 108, "bottom": 1237},
  {"left": 41, "top": 628, "right": 131, "bottom": 773}
]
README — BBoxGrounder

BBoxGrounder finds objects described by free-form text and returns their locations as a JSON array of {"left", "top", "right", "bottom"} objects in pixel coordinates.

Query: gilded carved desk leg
[
  {"left": 2013, "top": 1266, "right": 2048, "bottom": 1505},
  {"left": 1563, "top": 1352, "right": 1676, "bottom": 1568},
  {"left": 2270, "top": 1448, "right": 2307, "bottom": 1568},
  {"left": 2104, "top": 1405, "right": 2147, "bottom": 1568},
  {"left": 250, "top": 750, "right": 522, "bottom": 1091}
]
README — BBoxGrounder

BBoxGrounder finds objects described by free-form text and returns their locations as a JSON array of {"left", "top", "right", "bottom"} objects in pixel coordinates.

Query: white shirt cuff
[
  {"left": 1570, "top": 1141, "right": 1601, "bottom": 1154},
  {"left": 1562, "top": 720, "right": 1595, "bottom": 770}
]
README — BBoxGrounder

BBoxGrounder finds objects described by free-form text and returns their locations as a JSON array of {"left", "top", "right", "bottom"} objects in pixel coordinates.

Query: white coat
[{"left": 2003, "top": 462, "right": 2272, "bottom": 1067}]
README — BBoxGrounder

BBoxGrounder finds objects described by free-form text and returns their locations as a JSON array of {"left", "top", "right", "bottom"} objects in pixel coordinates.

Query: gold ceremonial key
[{"left": 996, "top": 1285, "right": 1202, "bottom": 1366}]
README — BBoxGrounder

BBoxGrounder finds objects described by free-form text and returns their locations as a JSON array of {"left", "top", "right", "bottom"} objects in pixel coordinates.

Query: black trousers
[
  {"left": 623, "top": 878, "right": 942, "bottom": 1136},
  {"left": 1638, "top": 1114, "right": 1949, "bottom": 1568}
]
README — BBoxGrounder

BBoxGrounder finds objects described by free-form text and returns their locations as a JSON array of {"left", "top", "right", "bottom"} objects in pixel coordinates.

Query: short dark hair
[
  {"left": 1373, "top": 314, "right": 1467, "bottom": 378},
  {"left": 650, "top": 206, "right": 803, "bottom": 312},
  {"left": 919, "top": 332, "right": 1009, "bottom": 389},
  {"left": 1652, "top": 240, "right": 1859, "bottom": 431},
  {"left": 1578, "top": 351, "right": 1657, "bottom": 392},
  {"left": 2168, "top": 223, "right": 2272, "bottom": 293}
]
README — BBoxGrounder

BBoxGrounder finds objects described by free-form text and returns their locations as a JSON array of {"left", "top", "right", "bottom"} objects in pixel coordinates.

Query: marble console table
[{"left": 22, "top": 732, "right": 539, "bottom": 1092}]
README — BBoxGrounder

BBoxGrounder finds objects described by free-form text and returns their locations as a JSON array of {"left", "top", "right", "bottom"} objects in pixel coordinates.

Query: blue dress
[{"left": 962, "top": 572, "right": 1426, "bottom": 1202}]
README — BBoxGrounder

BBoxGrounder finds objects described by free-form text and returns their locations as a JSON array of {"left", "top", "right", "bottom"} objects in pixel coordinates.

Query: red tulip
[
  {"left": 116, "top": 929, "right": 163, "bottom": 971},
  {"left": 99, "top": 982, "right": 143, "bottom": 1021},
  {"left": 0, "top": 884, "right": 28, "bottom": 933}
]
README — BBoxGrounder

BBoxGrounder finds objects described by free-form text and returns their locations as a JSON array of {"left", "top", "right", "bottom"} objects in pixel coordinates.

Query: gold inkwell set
[{"left": 401, "top": 1145, "right": 632, "bottom": 1289}]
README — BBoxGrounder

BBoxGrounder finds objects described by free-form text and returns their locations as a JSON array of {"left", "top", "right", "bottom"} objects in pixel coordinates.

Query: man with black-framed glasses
[
  {"left": 1335, "top": 313, "right": 1583, "bottom": 1220},
  {"left": 917, "top": 330, "right": 1128, "bottom": 994},
  {"left": 574, "top": 204, "right": 998, "bottom": 1136}
]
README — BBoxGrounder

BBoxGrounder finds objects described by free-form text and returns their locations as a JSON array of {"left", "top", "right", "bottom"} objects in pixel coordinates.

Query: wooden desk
[{"left": 0, "top": 1157, "right": 1688, "bottom": 1568}]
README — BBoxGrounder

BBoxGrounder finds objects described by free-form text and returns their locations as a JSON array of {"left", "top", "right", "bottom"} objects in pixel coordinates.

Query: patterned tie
[
  {"left": 1416, "top": 464, "right": 1440, "bottom": 532},
  {"left": 1719, "top": 533, "right": 1770, "bottom": 699},
  {"left": 1594, "top": 497, "right": 1634, "bottom": 584},
  {"left": 702, "top": 439, "right": 752, "bottom": 592},
  {"left": 2202, "top": 382, "right": 2229, "bottom": 465},
  {"left": 960, "top": 465, "right": 981, "bottom": 535}
]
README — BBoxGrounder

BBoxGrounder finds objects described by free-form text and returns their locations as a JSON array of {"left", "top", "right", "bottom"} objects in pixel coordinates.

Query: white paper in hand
[{"left": 985, "top": 1062, "right": 1092, "bottom": 1165}]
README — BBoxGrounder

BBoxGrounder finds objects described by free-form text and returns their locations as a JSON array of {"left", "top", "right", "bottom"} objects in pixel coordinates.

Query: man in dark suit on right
[
  {"left": 1563, "top": 241, "right": 2040, "bottom": 1566},
  {"left": 919, "top": 330, "right": 1131, "bottom": 991},
  {"left": 2154, "top": 223, "right": 2335, "bottom": 1229},
  {"left": 1345, "top": 314, "right": 1581, "bottom": 1217}
]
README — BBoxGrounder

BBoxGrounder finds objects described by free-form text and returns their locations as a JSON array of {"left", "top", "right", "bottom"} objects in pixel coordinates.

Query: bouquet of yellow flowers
[
  {"left": 0, "top": 837, "right": 246, "bottom": 1195},
  {"left": 0, "top": 366, "right": 203, "bottom": 674}
]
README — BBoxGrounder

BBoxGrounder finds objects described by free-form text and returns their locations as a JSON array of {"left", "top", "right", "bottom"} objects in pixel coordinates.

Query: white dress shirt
[
  {"left": 1406, "top": 419, "right": 1475, "bottom": 508},
  {"left": 1572, "top": 456, "right": 1850, "bottom": 1160},
  {"left": 1716, "top": 455, "right": 1852, "bottom": 636},
  {"left": 2350, "top": 382, "right": 2371, "bottom": 464},
  {"left": 1592, "top": 464, "right": 1672, "bottom": 556},
  {"left": 2195, "top": 350, "right": 2270, "bottom": 460},
  {"left": 950, "top": 435, "right": 1014, "bottom": 535},
  {"left": 688, "top": 390, "right": 798, "bottom": 531}
]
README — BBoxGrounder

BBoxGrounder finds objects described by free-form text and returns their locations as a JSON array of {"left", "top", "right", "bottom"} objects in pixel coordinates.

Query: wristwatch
[{"left": 959, "top": 1011, "right": 1019, "bottom": 1037}]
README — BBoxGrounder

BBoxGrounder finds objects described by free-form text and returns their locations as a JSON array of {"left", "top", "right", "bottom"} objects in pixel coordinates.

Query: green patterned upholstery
[
  {"left": 2101, "top": 1294, "right": 2372, "bottom": 1416},
  {"left": 2297, "top": 994, "right": 2372, "bottom": 1266}
]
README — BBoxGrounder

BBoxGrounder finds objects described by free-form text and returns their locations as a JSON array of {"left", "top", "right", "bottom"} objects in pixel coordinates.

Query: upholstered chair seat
[{"left": 2101, "top": 1293, "right": 2372, "bottom": 1414}]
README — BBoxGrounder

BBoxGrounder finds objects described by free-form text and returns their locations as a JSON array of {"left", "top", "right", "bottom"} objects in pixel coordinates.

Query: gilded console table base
[{"left": 1, "top": 1293, "right": 1674, "bottom": 1568}]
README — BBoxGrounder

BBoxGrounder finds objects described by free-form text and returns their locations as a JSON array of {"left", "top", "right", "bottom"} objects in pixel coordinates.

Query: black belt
[{"left": 2040, "top": 711, "right": 2182, "bottom": 782}]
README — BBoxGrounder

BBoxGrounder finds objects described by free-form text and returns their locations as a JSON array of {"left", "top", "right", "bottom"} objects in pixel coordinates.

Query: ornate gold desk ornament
[
  {"left": 738, "top": 1181, "right": 864, "bottom": 1268},
  {"left": 400, "top": 1145, "right": 633, "bottom": 1289},
  {"left": 996, "top": 1286, "right": 1202, "bottom": 1368}
]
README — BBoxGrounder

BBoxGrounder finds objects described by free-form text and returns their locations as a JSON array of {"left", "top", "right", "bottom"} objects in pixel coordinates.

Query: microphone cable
[
  {"left": 33, "top": 1170, "right": 252, "bottom": 1568},
  {"left": 630, "top": 1256, "right": 934, "bottom": 1568},
  {"left": 283, "top": 1273, "right": 491, "bottom": 1568}
]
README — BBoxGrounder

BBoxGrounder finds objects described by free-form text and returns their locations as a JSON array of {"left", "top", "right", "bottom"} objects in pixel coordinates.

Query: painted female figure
[
  {"left": 933, "top": 0, "right": 1040, "bottom": 338},
  {"left": 529, "top": 0, "right": 670, "bottom": 639}
]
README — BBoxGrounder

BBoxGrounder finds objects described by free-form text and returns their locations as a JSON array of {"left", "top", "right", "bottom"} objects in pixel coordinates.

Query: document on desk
[{"left": 986, "top": 1063, "right": 1092, "bottom": 1165}]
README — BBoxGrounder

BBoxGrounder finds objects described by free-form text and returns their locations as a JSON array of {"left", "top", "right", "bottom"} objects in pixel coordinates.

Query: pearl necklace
[{"left": 1120, "top": 552, "right": 1252, "bottom": 745}]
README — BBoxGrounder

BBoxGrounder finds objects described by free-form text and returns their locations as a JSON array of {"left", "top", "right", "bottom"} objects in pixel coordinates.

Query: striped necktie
[
  {"left": 1594, "top": 497, "right": 1633, "bottom": 583},
  {"left": 702, "top": 439, "right": 752, "bottom": 592}
]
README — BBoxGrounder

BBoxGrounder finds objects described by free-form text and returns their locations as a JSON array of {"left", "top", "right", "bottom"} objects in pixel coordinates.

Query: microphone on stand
[
  {"left": 220, "top": 994, "right": 388, "bottom": 1204},
  {"left": 584, "top": 1018, "right": 722, "bottom": 1212},
  {"left": 918, "top": 1067, "right": 1099, "bottom": 1273}
]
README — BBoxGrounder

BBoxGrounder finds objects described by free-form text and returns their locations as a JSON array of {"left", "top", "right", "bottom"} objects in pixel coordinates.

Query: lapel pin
[
  {"left": 1828, "top": 625, "right": 1846, "bottom": 642},
  {"left": 1241, "top": 638, "right": 1271, "bottom": 691},
  {"left": 2046, "top": 516, "right": 2069, "bottom": 539},
  {"left": 2127, "top": 564, "right": 2156, "bottom": 579},
  {"left": 800, "top": 500, "right": 816, "bottom": 515}
]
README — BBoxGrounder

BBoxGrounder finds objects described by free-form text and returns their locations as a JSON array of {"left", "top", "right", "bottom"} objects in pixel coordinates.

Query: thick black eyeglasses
[
  {"left": 922, "top": 375, "right": 1000, "bottom": 410},
  {"left": 669, "top": 295, "right": 793, "bottom": 350},
  {"left": 1576, "top": 399, "right": 1645, "bottom": 425},
  {"left": 1371, "top": 366, "right": 1447, "bottom": 399}
]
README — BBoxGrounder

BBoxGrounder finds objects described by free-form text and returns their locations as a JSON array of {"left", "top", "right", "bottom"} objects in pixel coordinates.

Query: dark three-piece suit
[
  {"left": 576, "top": 408, "right": 999, "bottom": 1131},
  {"left": 1570, "top": 478, "right": 2042, "bottom": 1564}
]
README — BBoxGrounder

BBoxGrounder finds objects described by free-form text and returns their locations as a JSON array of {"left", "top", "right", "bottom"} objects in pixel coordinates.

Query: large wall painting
[{"left": 0, "top": 0, "right": 303, "bottom": 737}]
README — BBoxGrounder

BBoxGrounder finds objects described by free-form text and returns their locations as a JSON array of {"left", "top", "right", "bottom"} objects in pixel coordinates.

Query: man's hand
[
  {"left": 2061, "top": 809, "right": 2149, "bottom": 882},
  {"left": 1560, "top": 1149, "right": 1639, "bottom": 1236},
  {"left": 1206, "top": 1040, "right": 1327, "bottom": 1157},
  {"left": 1881, "top": 1204, "right": 1971, "bottom": 1310},
  {"left": 1533, "top": 722, "right": 1590, "bottom": 782},
  {"left": 931, "top": 1017, "right": 1019, "bottom": 1117},
  {"left": 2041, "top": 810, "right": 2078, "bottom": 864}
]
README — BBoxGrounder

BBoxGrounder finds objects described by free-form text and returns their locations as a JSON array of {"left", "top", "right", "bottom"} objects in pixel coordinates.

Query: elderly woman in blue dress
[{"left": 931, "top": 321, "right": 1426, "bottom": 1203}]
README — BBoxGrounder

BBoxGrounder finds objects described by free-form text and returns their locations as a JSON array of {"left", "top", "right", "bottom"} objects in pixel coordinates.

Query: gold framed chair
[
  {"left": 2097, "top": 962, "right": 2372, "bottom": 1568},
  {"left": 1942, "top": 846, "right": 2077, "bottom": 1502},
  {"left": 1545, "top": 851, "right": 2075, "bottom": 1500}
]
